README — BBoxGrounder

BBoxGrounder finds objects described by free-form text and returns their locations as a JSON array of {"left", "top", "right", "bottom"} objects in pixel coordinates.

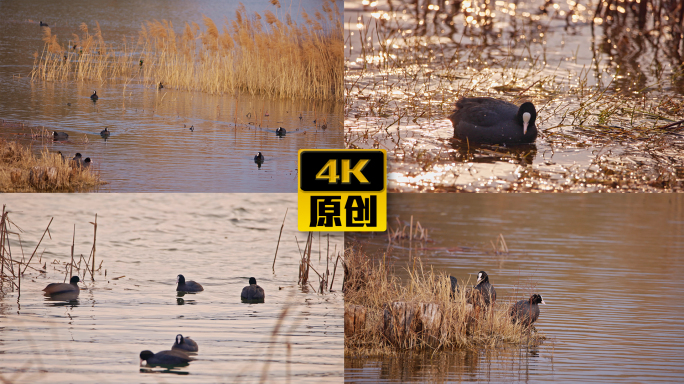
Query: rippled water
[
  {"left": 344, "top": 0, "right": 684, "bottom": 192},
  {"left": 0, "top": 194, "right": 343, "bottom": 383},
  {"left": 346, "top": 194, "right": 684, "bottom": 382},
  {"left": 0, "top": 0, "right": 343, "bottom": 192}
]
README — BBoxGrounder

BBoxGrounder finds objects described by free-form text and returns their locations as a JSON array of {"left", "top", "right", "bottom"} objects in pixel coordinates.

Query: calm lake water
[
  {"left": 0, "top": 0, "right": 343, "bottom": 192},
  {"left": 0, "top": 194, "right": 343, "bottom": 383},
  {"left": 346, "top": 194, "right": 684, "bottom": 382},
  {"left": 344, "top": 0, "right": 684, "bottom": 192}
]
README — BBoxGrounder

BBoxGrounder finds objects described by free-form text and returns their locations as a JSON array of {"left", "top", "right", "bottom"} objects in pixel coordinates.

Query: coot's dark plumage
[
  {"left": 90, "top": 91, "right": 98, "bottom": 101},
  {"left": 470, "top": 271, "right": 496, "bottom": 306},
  {"left": 172, "top": 334, "right": 198, "bottom": 353},
  {"left": 449, "top": 97, "right": 537, "bottom": 145},
  {"left": 449, "top": 275, "right": 459, "bottom": 298},
  {"left": 176, "top": 274, "right": 203, "bottom": 292},
  {"left": 71, "top": 153, "right": 83, "bottom": 167},
  {"left": 241, "top": 277, "right": 265, "bottom": 301},
  {"left": 40, "top": 21, "right": 48, "bottom": 27},
  {"left": 43, "top": 276, "right": 80, "bottom": 295},
  {"left": 510, "top": 294, "right": 546, "bottom": 326},
  {"left": 100, "top": 127, "right": 110, "bottom": 137},
  {"left": 158, "top": 82, "right": 164, "bottom": 90},
  {"left": 53, "top": 131, "right": 69, "bottom": 141},
  {"left": 254, "top": 152, "right": 265, "bottom": 163},
  {"left": 276, "top": 127, "right": 286, "bottom": 136},
  {"left": 83, "top": 157, "right": 91, "bottom": 168},
  {"left": 140, "top": 350, "right": 191, "bottom": 366}
]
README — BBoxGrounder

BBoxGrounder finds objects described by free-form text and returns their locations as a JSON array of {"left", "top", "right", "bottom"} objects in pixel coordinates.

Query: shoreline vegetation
[
  {"left": 343, "top": 246, "right": 545, "bottom": 356},
  {"left": 30, "top": 1, "right": 342, "bottom": 101},
  {"left": 0, "top": 139, "right": 105, "bottom": 192}
]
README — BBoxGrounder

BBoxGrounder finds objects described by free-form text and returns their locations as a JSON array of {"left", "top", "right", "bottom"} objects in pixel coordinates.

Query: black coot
[
  {"left": 90, "top": 91, "right": 98, "bottom": 101},
  {"left": 172, "top": 334, "right": 198, "bottom": 353},
  {"left": 469, "top": 270, "right": 496, "bottom": 306},
  {"left": 43, "top": 276, "right": 80, "bottom": 295},
  {"left": 40, "top": 21, "right": 48, "bottom": 27},
  {"left": 176, "top": 274, "right": 203, "bottom": 292},
  {"left": 254, "top": 152, "right": 265, "bottom": 163},
  {"left": 53, "top": 131, "right": 69, "bottom": 141},
  {"left": 276, "top": 127, "right": 286, "bottom": 136},
  {"left": 100, "top": 127, "right": 110, "bottom": 137},
  {"left": 140, "top": 350, "right": 191, "bottom": 366},
  {"left": 71, "top": 153, "right": 83, "bottom": 167},
  {"left": 510, "top": 294, "right": 546, "bottom": 326},
  {"left": 83, "top": 157, "right": 91, "bottom": 168},
  {"left": 241, "top": 277, "right": 265, "bottom": 301},
  {"left": 449, "top": 275, "right": 459, "bottom": 298},
  {"left": 449, "top": 97, "right": 537, "bottom": 145}
]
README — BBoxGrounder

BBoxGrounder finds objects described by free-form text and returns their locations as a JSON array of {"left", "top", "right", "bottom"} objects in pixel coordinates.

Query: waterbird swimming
[
  {"left": 90, "top": 91, "right": 98, "bottom": 101},
  {"left": 189, "top": 125, "right": 194, "bottom": 132},
  {"left": 176, "top": 274, "right": 203, "bottom": 292},
  {"left": 140, "top": 350, "right": 191, "bottom": 366},
  {"left": 53, "top": 131, "right": 69, "bottom": 141},
  {"left": 510, "top": 294, "right": 546, "bottom": 327},
  {"left": 43, "top": 276, "right": 80, "bottom": 295},
  {"left": 254, "top": 152, "right": 265, "bottom": 163},
  {"left": 100, "top": 127, "right": 110, "bottom": 137},
  {"left": 172, "top": 334, "right": 199, "bottom": 353},
  {"left": 241, "top": 277, "right": 265, "bottom": 301},
  {"left": 276, "top": 127, "right": 286, "bottom": 136},
  {"left": 39, "top": 21, "right": 48, "bottom": 27},
  {"left": 449, "top": 97, "right": 537, "bottom": 145}
]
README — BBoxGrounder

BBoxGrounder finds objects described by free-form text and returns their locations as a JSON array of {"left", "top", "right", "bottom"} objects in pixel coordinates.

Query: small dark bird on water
[
  {"left": 90, "top": 91, "right": 98, "bottom": 101},
  {"left": 189, "top": 125, "right": 194, "bottom": 132},
  {"left": 299, "top": 113, "right": 303, "bottom": 121},
  {"left": 172, "top": 334, "right": 199, "bottom": 353},
  {"left": 449, "top": 97, "right": 537, "bottom": 145},
  {"left": 40, "top": 21, "right": 48, "bottom": 27},
  {"left": 241, "top": 277, "right": 265, "bottom": 301},
  {"left": 276, "top": 127, "right": 286, "bottom": 136},
  {"left": 100, "top": 127, "right": 110, "bottom": 137},
  {"left": 176, "top": 274, "right": 203, "bottom": 292},
  {"left": 510, "top": 294, "right": 546, "bottom": 327},
  {"left": 140, "top": 350, "right": 191, "bottom": 367},
  {"left": 53, "top": 131, "right": 69, "bottom": 141},
  {"left": 43, "top": 276, "right": 80, "bottom": 295},
  {"left": 83, "top": 157, "right": 91, "bottom": 168},
  {"left": 158, "top": 82, "right": 164, "bottom": 90},
  {"left": 254, "top": 152, "right": 265, "bottom": 163}
]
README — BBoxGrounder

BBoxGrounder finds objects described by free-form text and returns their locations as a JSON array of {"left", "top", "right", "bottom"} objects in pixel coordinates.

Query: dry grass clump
[
  {"left": 31, "top": 2, "right": 342, "bottom": 100},
  {"left": 0, "top": 140, "right": 104, "bottom": 192},
  {"left": 344, "top": 247, "right": 544, "bottom": 356}
]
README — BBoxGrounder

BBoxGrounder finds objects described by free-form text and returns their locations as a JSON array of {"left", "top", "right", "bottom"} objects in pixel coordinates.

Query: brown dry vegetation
[
  {"left": 344, "top": 247, "right": 545, "bottom": 356},
  {"left": 31, "top": 2, "right": 342, "bottom": 100},
  {"left": 0, "top": 140, "right": 105, "bottom": 192}
]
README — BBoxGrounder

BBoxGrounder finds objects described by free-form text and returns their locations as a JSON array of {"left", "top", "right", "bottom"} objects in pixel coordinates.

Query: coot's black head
[
  {"left": 530, "top": 294, "right": 545, "bottom": 305},
  {"left": 84, "top": 158, "right": 91, "bottom": 164},
  {"left": 140, "top": 350, "right": 154, "bottom": 361},
  {"left": 476, "top": 271, "right": 489, "bottom": 285},
  {"left": 92, "top": 91, "right": 97, "bottom": 95},
  {"left": 177, "top": 274, "right": 185, "bottom": 284},
  {"left": 74, "top": 153, "right": 82, "bottom": 158},
  {"left": 176, "top": 334, "right": 184, "bottom": 344},
  {"left": 70, "top": 276, "right": 80, "bottom": 284},
  {"left": 249, "top": 277, "right": 257, "bottom": 285},
  {"left": 516, "top": 102, "right": 537, "bottom": 135}
]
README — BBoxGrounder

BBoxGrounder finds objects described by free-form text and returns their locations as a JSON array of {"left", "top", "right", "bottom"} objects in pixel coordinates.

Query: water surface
[
  {"left": 346, "top": 194, "right": 684, "bottom": 382},
  {"left": 0, "top": 194, "right": 343, "bottom": 383}
]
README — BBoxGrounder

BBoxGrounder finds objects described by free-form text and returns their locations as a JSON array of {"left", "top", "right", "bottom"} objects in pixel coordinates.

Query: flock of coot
[{"left": 42, "top": 274, "right": 265, "bottom": 368}]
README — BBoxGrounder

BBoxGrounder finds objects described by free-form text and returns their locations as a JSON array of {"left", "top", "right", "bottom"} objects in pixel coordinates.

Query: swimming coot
[
  {"left": 254, "top": 152, "right": 265, "bottom": 163},
  {"left": 43, "top": 276, "right": 80, "bottom": 295},
  {"left": 100, "top": 127, "right": 110, "bottom": 137},
  {"left": 510, "top": 294, "right": 546, "bottom": 327},
  {"left": 90, "top": 91, "right": 98, "bottom": 101},
  {"left": 83, "top": 157, "right": 91, "bottom": 168},
  {"left": 172, "top": 334, "right": 198, "bottom": 353},
  {"left": 53, "top": 131, "right": 69, "bottom": 141},
  {"left": 276, "top": 127, "right": 286, "bottom": 136},
  {"left": 189, "top": 125, "right": 194, "bottom": 132},
  {"left": 241, "top": 277, "right": 265, "bottom": 301},
  {"left": 176, "top": 274, "right": 203, "bottom": 292},
  {"left": 140, "top": 350, "right": 191, "bottom": 366},
  {"left": 40, "top": 21, "right": 48, "bottom": 27},
  {"left": 469, "top": 271, "right": 496, "bottom": 306},
  {"left": 449, "top": 97, "right": 537, "bottom": 145}
]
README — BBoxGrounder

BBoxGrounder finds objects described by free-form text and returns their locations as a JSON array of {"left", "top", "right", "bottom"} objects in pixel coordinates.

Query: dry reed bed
[
  {"left": 344, "top": 247, "right": 544, "bottom": 356},
  {"left": 0, "top": 140, "right": 104, "bottom": 192},
  {"left": 344, "top": 6, "right": 684, "bottom": 192},
  {"left": 31, "top": 1, "right": 342, "bottom": 100}
]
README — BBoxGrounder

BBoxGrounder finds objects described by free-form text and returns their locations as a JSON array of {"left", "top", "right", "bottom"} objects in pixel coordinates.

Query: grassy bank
[
  {"left": 344, "top": 247, "right": 545, "bottom": 356},
  {"left": 31, "top": 1, "right": 342, "bottom": 100},
  {"left": 0, "top": 140, "right": 105, "bottom": 192}
]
